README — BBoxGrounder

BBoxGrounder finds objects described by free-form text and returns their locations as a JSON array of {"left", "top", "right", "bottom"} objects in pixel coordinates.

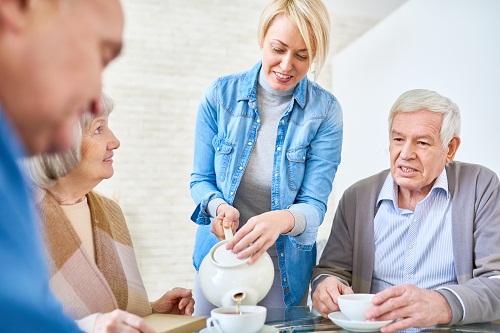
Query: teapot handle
[{"left": 223, "top": 227, "right": 233, "bottom": 241}]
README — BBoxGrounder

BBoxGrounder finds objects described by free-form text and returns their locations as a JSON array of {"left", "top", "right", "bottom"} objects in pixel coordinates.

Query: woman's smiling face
[
  {"left": 78, "top": 116, "right": 120, "bottom": 183},
  {"left": 261, "top": 14, "right": 310, "bottom": 91}
]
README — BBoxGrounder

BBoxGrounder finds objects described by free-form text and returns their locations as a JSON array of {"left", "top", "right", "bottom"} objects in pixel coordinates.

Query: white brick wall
[{"left": 99, "top": 0, "right": 382, "bottom": 301}]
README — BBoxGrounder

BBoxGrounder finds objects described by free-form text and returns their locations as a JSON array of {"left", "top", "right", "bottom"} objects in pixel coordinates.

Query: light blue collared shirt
[{"left": 371, "top": 170, "right": 458, "bottom": 293}]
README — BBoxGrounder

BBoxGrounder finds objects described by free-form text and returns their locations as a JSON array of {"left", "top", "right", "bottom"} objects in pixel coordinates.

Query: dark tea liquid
[{"left": 233, "top": 293, "right": 244, "bottom": 314}]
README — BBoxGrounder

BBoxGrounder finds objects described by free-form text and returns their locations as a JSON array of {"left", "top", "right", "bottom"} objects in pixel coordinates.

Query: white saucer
[
  {"left": 199, "top": 324, "right": 278, "bottom": 333},
  {"left": 328, "top": 311, "right": 393, "bottom": 332}
]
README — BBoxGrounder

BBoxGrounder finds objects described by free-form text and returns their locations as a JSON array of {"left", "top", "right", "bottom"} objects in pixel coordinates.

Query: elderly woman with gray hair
[{"left": 25, "top": 95, "right": 194, "bottom": 333}]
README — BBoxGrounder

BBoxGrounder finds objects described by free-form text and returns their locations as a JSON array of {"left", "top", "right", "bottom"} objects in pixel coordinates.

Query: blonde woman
[{"left": 190, "top": 0, "right": 343, "bottom": 315}]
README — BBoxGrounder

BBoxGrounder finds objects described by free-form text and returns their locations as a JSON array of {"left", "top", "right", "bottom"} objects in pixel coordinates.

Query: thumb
[
  {"left": 222, "top": 216, "right": 233, "bottom": 229},
  {"left": 178, "top": 288, "right": 192, "bottom": 297},
  {"left": 341, "top": 286, "right": 354, "bottom": 295}
]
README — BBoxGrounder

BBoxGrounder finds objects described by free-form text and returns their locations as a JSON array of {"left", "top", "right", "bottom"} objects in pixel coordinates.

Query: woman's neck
[{"left": 47, "top": 174, "right": 99, "bottom": 205}]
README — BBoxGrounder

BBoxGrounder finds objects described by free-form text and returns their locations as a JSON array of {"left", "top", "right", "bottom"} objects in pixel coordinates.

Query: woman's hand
[
  {"left": 211, "top": 203, "right": 240, "bottom": 240},
  {"left": 225, "top": 210, "right": 295, "bottom": 264},
  {"left": 93, "top": 309, "right": 154, "bottom": 333},
  {"left": 151, "top": 287, "right": 195, "bottom": 316}
]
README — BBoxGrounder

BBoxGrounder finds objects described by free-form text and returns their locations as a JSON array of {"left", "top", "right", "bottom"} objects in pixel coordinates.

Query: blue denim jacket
[{"left": 190, "top": 61, "right": 343, "bottom": 306}]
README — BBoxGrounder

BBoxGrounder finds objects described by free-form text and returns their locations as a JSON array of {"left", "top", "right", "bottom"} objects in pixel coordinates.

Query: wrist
[
  {"left": 281, "top": 210, "right": 295, "bottom": 234},
  {"left": 208, "top": 198, "right": 227, "bottom": 217},
  {"left": 435, "top": 291, "right": 453, "bottom": 324},
  {"left": 216, "top": 202, "right": 228, "bottom": 216}
]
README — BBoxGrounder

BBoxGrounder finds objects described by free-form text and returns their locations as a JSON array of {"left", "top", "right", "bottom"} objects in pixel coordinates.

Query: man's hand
[
  {"left": 152, "top": 287, "right": 195, "bottom": 316},
  {"left": 366, "top": 284, "right": 452, "bottom": 333},
  {"left": 312, "top": 276, "right": 354, "bottom": 318}
]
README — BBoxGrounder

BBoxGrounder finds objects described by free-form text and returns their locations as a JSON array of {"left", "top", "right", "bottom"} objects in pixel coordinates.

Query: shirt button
[
  {"left": 230, "top": 192, "right": 234, "bottom": 196},
  {"left": 239, "top": 166, "right": 243, "bottom": 170},
  {"left": 216, "top": 147, "right": 220, "bottom": 151},
  {"left": 277, "top": 146, "right": 281, "bottom": 151},
  {"left": 275, "top": 200, "right": 279, "bottom": 205},
  {"left": 257, "top": 119, "right": 261, "bottom": 123},
  {"left": 280, "top": 253, "right": 284, "bottom": 257},
  {"left": 248, "top": 141, "right": 253, "bottom": 146},
  {"left": 302, "top": 156, "right": 306, "bottom": 160},
  {"left": 283, "top": 278, "right": 287, "bottom": 282},
  {"left": 281, "top": 120, "right": 285, "bottom": 125},
  {"left": 297, "top": 245, "right": 301, "bottom": 249},
  {"left": 274, "top": 173, "right": 278, "bottom": 177},
  {"left": 409, "top": 244, "right": 414, "bottom": 249}
]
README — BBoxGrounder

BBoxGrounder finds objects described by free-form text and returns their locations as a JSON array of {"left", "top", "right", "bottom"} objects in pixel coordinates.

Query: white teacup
[
  {"left": 337, "top": 293, "right": 375, "bottom": 322},
  {"left": 206, "top": 305, "right": 266, "bottom": 333}
]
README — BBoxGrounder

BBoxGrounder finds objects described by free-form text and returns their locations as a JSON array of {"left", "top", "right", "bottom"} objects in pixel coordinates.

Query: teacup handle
[
  {"left": 206, "top": 317, "right": 224, "bottom": 333},
  {"left": 223, "top": 227, "right": 233, "bottom": 241}
]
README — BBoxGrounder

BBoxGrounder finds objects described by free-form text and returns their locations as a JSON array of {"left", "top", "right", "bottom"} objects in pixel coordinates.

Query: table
[{"left": 264, "top": 306, "right": 500, "bottom": 332}]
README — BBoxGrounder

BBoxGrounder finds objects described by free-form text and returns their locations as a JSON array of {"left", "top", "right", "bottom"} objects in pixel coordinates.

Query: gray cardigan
[{"left": 312, "top": 161, "right": 500, "bottom": 325}]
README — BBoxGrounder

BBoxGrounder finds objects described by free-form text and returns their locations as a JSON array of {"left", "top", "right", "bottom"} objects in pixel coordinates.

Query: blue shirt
[
  {"left": 190, "top": 61, "right": 343, "bottom": 306},
  {"left": 371, "top": 170, "right": 457, "bottom": 293},
  {"left": 0, "top": 107, "right": 82, "bottom": 332}
]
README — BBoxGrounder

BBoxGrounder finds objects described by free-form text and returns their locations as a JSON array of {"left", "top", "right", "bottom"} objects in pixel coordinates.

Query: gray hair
[
  {"left": 24, "top": 94, "right": 115, "bottom": 188},
  {"left": 388, "top": 89, "right": 461, "bottom": 149}
]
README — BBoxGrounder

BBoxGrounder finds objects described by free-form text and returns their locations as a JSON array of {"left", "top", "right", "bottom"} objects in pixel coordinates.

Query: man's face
[
  {"left": 7, "top": 0, "right": 124, "bottom": 154},
  {"left": 389, "top": 110, "right": 455, "bottom": 195}
]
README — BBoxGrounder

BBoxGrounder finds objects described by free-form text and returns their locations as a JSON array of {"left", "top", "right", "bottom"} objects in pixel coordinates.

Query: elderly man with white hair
[{"left": 311, "top": 89, "right": 500, "bottom": 332}]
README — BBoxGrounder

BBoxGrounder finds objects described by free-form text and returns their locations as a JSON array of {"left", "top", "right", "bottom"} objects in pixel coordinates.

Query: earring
[{"left": 310, "top": 60, "right": 317, "bottom": 81}]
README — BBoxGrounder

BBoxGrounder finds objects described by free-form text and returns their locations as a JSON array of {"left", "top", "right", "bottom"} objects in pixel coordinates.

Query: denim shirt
[{"left": 190, "top": 61, "right": 343, "bottom": 306}]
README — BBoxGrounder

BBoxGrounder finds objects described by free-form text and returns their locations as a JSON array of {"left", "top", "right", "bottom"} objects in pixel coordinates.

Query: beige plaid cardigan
[{"left": 38, "top": 190, "right": 152, "bottom": 330}]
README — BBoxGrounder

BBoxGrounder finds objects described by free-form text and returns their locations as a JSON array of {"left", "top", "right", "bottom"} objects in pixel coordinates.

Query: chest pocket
[
  {"left": 286, "top": 147, "right": 307, "bottom": 191},
  {"left": 212, "top": 136, "right": 234, "bottom": 183}
]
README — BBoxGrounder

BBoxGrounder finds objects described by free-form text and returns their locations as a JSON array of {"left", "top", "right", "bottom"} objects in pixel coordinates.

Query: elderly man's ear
[{"left": 446, "top": 136, "right": 461, "bottom": 164}]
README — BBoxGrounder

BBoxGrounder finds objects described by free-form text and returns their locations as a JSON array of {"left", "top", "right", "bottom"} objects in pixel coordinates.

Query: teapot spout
[
  {"left": 232, "top": 292, "right": 246, "bottom": 303},
  {"left": 221, "top": 289, "right": 258, "bottom": 307}
]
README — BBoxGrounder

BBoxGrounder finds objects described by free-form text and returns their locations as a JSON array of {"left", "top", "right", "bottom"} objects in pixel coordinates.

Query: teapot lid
[{"left": 212, "top": 241, "right": 249, "bottom": 266}]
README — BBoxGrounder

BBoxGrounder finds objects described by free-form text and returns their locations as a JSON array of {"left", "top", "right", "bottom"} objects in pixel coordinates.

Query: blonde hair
[{"left": 258, "top": 0, "right": 331, "bottom": 79}]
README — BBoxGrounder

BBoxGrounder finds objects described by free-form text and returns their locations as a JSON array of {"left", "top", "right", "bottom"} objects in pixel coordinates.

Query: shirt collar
[{"left": 377, "top": 168, "right": 450, "bottom": 208}]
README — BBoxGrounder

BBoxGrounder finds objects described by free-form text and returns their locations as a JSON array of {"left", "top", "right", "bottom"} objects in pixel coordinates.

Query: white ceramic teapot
[{"left": 198, "top": 228, "right": 274, "bottom": 307}]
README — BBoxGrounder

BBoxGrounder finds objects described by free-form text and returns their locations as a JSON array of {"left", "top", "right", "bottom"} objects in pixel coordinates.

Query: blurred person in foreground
[
  {"left": 24, "top": 95, "right": 195, "bottom": 333},
  {"left": 311, "top": 89, "right": 500, "bottom": 332},
  {"left": 190, "top": 0, "right": 342, "bottom": 315},
  {"left": 0, "top": 0, "right": 124, "bottom": 331}
]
